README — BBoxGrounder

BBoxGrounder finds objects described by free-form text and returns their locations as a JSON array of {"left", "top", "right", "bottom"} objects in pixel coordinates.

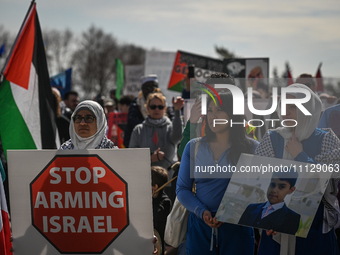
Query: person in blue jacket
[
  {"left": 255, "top": 83, "right": 340, "bottom": 255},
  {"left": 176, "top": 89, "right": 258, "bottom": 255}
]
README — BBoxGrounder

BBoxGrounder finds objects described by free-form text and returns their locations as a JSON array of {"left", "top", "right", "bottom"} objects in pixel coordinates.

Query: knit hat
[{"left": 141, "top": 74, "right": 158, "bottom": 87}]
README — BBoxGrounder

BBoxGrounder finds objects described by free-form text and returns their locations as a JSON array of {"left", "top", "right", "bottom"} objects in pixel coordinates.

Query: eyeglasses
[
  {"left": 149, "top": 105, "right": 165, "bottom": 110},
  {"left": 73, "top": 115, "right": 96, "bottom": 123}
]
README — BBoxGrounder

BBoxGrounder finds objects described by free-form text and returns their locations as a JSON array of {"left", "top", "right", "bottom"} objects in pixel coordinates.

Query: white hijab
[
  {"left": 274, "top": 83, "right": 322, "bottom": 160},
  {"left": 272, "top": 83, "right": 322, "bottom": 254},
  {"left": 69, "top": 100, "right": 107, "bottom": 149}
]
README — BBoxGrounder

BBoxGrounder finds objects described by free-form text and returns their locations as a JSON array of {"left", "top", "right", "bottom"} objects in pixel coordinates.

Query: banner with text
[
  {"left": 223, "top": 58, "right": 269, "bottom": 92},
  {"left": 123, "top": 65, "right": 144, "bottom": 98},
  {"left": 8, "top": 149, "right": 153, "bottom": 255}
]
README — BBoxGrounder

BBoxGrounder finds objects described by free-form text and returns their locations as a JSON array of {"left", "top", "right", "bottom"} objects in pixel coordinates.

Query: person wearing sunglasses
[
  {"left": 60, "top": 100, "right": 117, "bottom": 150},
  {"left": 123, "top": 75, "right": 176, "bottom": 148},
  {"left": 129, "top": 92, "right": 184, "bottom": 170}
]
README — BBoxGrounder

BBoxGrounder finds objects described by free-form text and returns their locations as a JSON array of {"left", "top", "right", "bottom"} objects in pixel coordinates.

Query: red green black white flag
[{"left": 0, "top": 2, "right": 57, "bottom": 159}]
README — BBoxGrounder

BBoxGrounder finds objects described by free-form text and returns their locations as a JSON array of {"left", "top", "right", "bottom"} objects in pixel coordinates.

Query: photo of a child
[{"left": 238, "top": 170, "right": 300, "bottom": 235}]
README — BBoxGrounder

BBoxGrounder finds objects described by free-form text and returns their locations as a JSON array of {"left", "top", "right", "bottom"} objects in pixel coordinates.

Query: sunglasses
[
  {"left": 149, "top": 105, "right": 165, "bottom": 110},
  {"left": 73, "top": 115, "right": 96, "bottom": 123}
]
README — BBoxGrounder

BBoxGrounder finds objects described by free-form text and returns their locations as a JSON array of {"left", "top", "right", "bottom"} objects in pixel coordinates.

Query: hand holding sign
[{"left": 203, "top": 210, "right": 222, "bottom": 228}]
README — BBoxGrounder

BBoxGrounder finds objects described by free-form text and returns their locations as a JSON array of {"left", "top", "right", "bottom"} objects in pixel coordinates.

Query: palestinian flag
[
  {"left": 0, "top": 2, "right": 57, "bottom": 159},
  {"left": 167, "top": 50, "right": 224, "bottom": 92},
  {"left": 167, "top": 51, "right": 186, "bottom": 92}
]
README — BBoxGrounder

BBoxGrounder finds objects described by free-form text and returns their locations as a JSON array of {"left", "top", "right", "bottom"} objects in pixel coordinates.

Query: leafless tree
[
  {"left": 0, "top": 25, "right": 14, "bottom": 73},
  {"left": 118, "top": 43, "right": 145, "bottom": 65},
  {"left": 43, "top": 28, "right": 74, "bottom": 75},
  {"left": 214, "top": 45, "right": 237, "bottom": 59},
  {"left": 71, "top": 25, "right": 146, "bottom": 99},
  {"left": 71, "top": 25, "right": 120, "bottom": 98}
]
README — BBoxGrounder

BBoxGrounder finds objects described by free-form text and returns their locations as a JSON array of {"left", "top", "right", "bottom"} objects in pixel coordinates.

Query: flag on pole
[
  {"left": 0, "top": 2, "right": 57, "bottom": 159},
  {"left": 315, "top": 62, "right": 324, "bottom": 92},
  {"left": 286, "top": 64, "right": 294, "bottom": 86},
  {"left": 50, "top": 68, "right": 72, "bottom": 99},
  {"left": 167, "top": 51, "right": 186, "bottom": 92},
  {"left": 115, "top": 59, "right": 124, "bottom": 101}
]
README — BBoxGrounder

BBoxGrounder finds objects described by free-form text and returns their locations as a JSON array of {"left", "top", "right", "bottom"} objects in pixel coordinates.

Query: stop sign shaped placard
[{"left": 30, "top": 155, "right": 129, "bottom": 254}]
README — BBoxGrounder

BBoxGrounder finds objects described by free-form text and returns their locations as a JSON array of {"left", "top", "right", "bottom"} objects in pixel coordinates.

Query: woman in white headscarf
[
  {"left": 60, "top": 100, "right": 117, "bottom": 150},
  {"left": 255, "top": 83, "right": 340, "bottom": 255}
]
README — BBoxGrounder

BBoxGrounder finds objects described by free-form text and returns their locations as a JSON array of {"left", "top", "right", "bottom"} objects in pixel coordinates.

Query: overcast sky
[{"left": 1, "top": 0, "right": 340, "bottom": 78}]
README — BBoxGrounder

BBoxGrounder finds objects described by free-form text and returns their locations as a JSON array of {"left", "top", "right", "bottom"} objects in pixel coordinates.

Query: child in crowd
[{"left": 151, "top": 166, "right": 172, "bottom": 255}]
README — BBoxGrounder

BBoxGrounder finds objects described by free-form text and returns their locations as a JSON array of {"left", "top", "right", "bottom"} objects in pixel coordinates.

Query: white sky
[{"left": 1, "top": 0, "right": 340, "bottom": 78}]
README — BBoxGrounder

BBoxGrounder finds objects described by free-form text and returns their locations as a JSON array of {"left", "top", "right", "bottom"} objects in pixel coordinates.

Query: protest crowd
[
  {"left": 1, "top": 3, "right": 340, "bottom": 255},
  {"left": 1, "top": 66, "right": 340, "bottom": 255}
]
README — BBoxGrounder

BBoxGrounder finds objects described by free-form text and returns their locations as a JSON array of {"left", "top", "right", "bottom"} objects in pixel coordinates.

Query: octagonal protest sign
[{"left": 30, "top": 154, "right": 129, "bottom": 254}]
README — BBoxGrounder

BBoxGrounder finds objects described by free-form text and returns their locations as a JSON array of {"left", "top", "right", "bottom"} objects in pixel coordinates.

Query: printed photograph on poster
[
  {"left": 245, "top": 58, "right": 269, "bottom": 99},
  {"left": 215, "top": 154, "right": 332, "bottom": 237},
  {"left": 223, "top": 58, "right": 269, "bottom": 92},
  {"left": 223, "top": 59, "right": 246, "bottom": 90}
]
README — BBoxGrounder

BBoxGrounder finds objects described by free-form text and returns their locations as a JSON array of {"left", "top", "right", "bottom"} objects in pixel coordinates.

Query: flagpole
[
  {"left": 1, "top": 0, "right": 36, "bottom": 74},
  {"left": 20, "top": 1, "right": 36, "bottom": 32}
]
